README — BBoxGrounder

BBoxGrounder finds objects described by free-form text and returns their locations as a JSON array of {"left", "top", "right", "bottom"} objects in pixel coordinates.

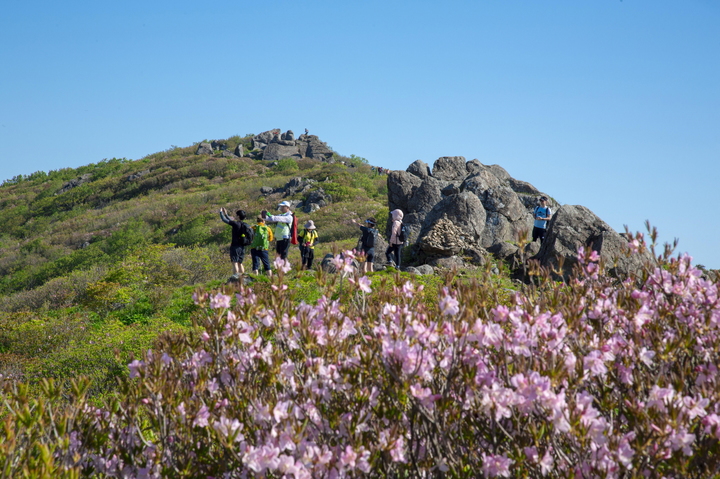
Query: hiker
[
  {"left": 219, "top": 207, "right": 253, "bottom": 279},
  {"left": 249, "top": 215, "right": 274, "bottom": 276},
  {"left": 298, "top": 220, "right": 318, "bottom": 270},
  {"left": 263, "top": 201, "right": 294, "bottom": 261},
  {"left": 352, "top": 217, "right": 378, "bottom": 273},
  {"left": 385, "top": 209, "right": 405, "bottom": 268},
  {"left": 532, "top": 196, "right": 552, "bottom": 243}
]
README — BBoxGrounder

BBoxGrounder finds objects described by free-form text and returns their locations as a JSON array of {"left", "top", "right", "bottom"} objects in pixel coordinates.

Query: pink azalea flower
[
  {"left": 210, "top": 292, "right": 231, "bottom": 310},
  {"left": 358, "top": 275, "right": 372, "bottom": 293},
  {"left": 583, "top": 350, "right": 608, "bottom": 378},
  {"left": 274, "top": 257, "right": 292, "bottom": 273},
  {"left": 482, "top": 453, "right": 514, "bottom": 478},
  {"left": 340, "top": 445, "right": 357, "bottom": 468},
  {"left": 128, "top": 360, "right": 143, "bottom": 379},
  {"left": 192, "top": 405, "right": 210, "bottom": 428},
  {"left": 439, "top": 288, "right": 460, "bottom": 316}
]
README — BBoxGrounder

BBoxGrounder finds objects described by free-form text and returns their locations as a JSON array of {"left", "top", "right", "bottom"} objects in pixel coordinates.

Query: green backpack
[{"left": 251, "top": 224, "right": 271, "bottom": 250}]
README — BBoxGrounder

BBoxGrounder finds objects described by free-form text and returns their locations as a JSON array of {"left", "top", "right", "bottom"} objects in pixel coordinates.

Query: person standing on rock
[
  {"left": 532, "top": 196, "right": 552, "bottom": 243},
  {"left": 263, "top": 201, "right": 294, "bottom": 261},
  {"left": 385, "top": 209, "right": 405, "bottom": 268},
  {"left": 352, "top": 217, "right": 378, "bottom": 273},
  {"left": 219, "top": 208, "right": 252, "bottom": 280}
]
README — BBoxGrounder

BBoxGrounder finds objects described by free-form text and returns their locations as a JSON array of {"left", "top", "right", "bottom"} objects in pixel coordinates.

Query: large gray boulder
[
  {"left": 196, "top": 142, "right": 213, "bottom": 155},
  {"left": 407, "top": 159, "right": 432, "bottom": 179},
  {"left": 535, "top": 205, "right": 653, "bottom": 279},
  {"left": 432, "top": 156, "right": 467, "bottom": 182},
  {"left": 263, "top": 143, "right": 301, "bottom": 162},
  {"left": 298, "top": 135, "right": 333, "bottom": 160},
  {"left": 461, "top": 170, "right": 532, "bottom": 247},
  {"left": 387, "top": 170, "right": 423, "bottom": 214},
  {"left": 252, "top": 129, "right": 280, "bottom": 150},
  {"left": 420, "top": 192, "right": 486, "bottom": 244},
  {"left": 409, "top": 177, "right": 443, "bottom": 218}
]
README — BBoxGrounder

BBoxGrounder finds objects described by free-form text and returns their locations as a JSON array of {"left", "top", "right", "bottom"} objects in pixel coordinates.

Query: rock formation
[
  {"left": 534, "top": 205, "right": 654, "bottom": 279},
  {"left": 387, "top": 155, "right": 651, "bottom": 279},
  {"left": 249, "top": 129, "right": 335, "bottom": 163}
]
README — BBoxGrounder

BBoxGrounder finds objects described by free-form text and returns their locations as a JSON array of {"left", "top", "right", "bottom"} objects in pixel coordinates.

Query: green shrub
[{"left": 275, "top": 158, "right": 299, "bottom": 173}]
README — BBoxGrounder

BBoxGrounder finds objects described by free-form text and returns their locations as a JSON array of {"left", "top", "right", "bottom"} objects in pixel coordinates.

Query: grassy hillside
[{"left": 0, "top": 135, "right": 391, "bottom": 395}]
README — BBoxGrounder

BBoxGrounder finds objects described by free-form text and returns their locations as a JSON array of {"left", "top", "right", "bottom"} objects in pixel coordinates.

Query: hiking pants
[
  {"left": 276, "top": 239, "right": 291, "bottom": 260},
  {"left": 251, "top": 249, "right": 272, "bottom": 272},
  {"left": 386, "top": 244, "right": 402, "bottom": 267},
  {"left": 300, "top": 245, "right": 315, "bottom": 269}
]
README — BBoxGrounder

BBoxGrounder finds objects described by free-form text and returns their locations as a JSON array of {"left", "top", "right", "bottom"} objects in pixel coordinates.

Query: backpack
[
  {"left": 238, "top": 222, "right": 254, "bottom": 247},
  {"left": 290, "top": 214, "right": 299, "bottom": 245},
  {"left": 534, "top": 206, "right": 551, "bottom": 220},
  {"left": 397, "top": 222, "right": 409, "bottom": 244},
  {"left": 251, "top": 224, "right": 272, "bottom": 250},
  {"left": 361, "top": 227, "right": 378, "bottom": 249}
]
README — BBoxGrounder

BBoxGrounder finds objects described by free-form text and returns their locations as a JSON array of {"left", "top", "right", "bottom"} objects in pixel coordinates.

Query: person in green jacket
[{"left": 249, "top": 216, "right": 274, "bottom": 276}]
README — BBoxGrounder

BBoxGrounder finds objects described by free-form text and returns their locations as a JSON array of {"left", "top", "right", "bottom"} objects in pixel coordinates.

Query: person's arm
[
  {"left": 266, "top": 213, "right": 293, "bottom": 224},
  {"left": 219, "top": 209, "right": 231, "bottom": 224}
]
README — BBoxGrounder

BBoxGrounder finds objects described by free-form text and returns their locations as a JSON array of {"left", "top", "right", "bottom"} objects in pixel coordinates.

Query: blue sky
[{"left": 1, "top": 1, "right": 718, "bottom": 267}]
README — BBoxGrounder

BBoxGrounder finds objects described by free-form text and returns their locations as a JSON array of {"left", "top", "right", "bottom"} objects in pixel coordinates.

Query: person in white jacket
[
  {"left": 385, "top": 209, "right": 405, "bottom": 268},
  {"left": 263, "top": 201, "right": 294, "bottom": 260}
]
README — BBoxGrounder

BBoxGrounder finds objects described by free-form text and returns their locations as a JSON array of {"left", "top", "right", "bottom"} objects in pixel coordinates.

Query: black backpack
[
  {"left": 238, "top": 222, "right": 254, "bottom": 246},
  {"left": 361, "top": 227, "right": 378, "bottom": 249},
  {"left": 397, "top": 222, "right": 409, "bottom": 244}
]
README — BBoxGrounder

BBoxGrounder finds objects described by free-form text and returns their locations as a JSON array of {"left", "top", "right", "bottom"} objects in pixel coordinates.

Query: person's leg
[
  {"left": 538, "top": 228, "right": 546, "bottom": 244},
  {"left": 276, "top": 239, "right": 290, "bottom": 261},
  {"left": 385, "top": 246, "right": 393, "bottom": 264},
  {"left": 367, "top": 250, "right": 375, "bottom": 273},
  {"left": 251, "top": 249, "right": 260, "bottom": 275},
  {"left": 261, "top": 250, "right": 272, "bottom": 276},
  {"left": 307, "top": 248, "right": 314, "bottom": 269},
  {"left": 393, "top": 244, "right": 402, "bottom": 268},
  {"left": 299, "top": 244, "right": 307, "bottom": 268},
  {"left": 532, "top": 227, "right": 541, "bottom": 242}
]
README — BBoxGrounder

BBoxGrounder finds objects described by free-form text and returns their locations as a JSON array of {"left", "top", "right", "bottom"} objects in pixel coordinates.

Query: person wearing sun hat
[
  {"left": 263, "top": 200, "right": 294, "bottom": 261},
  {"left": 298, "top": 220, "right": 318, "bottom": 270}
]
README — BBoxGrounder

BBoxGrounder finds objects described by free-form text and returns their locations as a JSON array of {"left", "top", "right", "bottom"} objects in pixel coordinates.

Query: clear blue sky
[{"left": 1, "top": 1, "right": 718, "bottom": 268}]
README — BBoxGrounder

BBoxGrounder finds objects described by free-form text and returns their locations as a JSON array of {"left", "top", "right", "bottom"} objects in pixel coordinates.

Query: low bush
[{"left": 2, "top": 241, "right": 720, "bottom": 477}]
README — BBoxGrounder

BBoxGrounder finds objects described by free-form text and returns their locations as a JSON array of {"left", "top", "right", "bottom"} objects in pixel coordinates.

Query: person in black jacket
[{"left": 220, "top": 207, "right": 251, "bottom": 279}]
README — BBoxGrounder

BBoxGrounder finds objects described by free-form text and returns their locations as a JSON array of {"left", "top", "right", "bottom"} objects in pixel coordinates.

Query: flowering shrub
[{"left": 1, "top": 238, "right": 719, "bottom": 478}]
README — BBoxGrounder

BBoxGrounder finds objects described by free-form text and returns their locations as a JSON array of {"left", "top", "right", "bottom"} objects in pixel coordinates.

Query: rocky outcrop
[
  {"left": 302, "top": 189, "right": 331, "bottom": 213},
  {"left": 390, "top": 156, "right": 550, "bottom": 257},
  {"left": 432, "top": 156, "right": 468, "bottom": 182},
  {"left": 249, "top": 129, "right": 336, "bottom": 162},
  {"left": 297, "top": 134, "right": 334, "bottom": 161},
  {"left": 196, "top": 142, "right": 213, "bottom": 155},
  {"left": 534, "top": 205, "right": 653, "bottom": 279},
  {"left": 263, "top": 143, "right": 302, "bottom": 162},
  {"left": 58, "top": 174, "right": 92, "bottom": 194}
]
